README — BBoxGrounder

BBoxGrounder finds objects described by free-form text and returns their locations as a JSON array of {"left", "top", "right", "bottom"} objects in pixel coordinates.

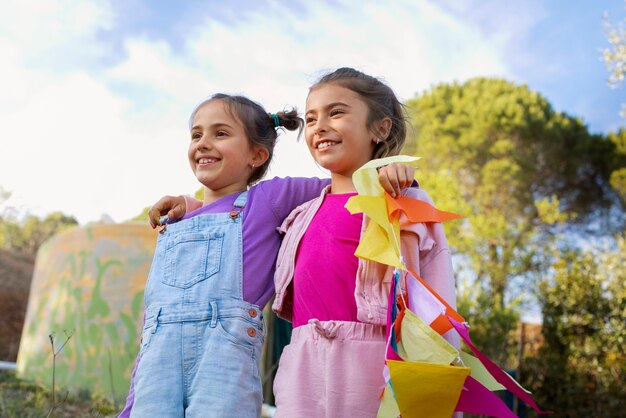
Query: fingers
[
  {"left": 167, "top": 202, "right": 186, "bottom": 222},
  {"left": 399, "top": 164, "right": 415, "bottom": 189},
  {"left": 148, "top": 197, "right": 167, "bottom": 228},
  {"left": 378, "top": 164, "right": 416, "bottom": 198},
  {"left": 379, "top": 165, "right": 400, "bottom": 197},
  {"left": 148, "top": 196, "right": 178, "bottom": 229},
  {"left": 379, "top": 169, "right": 396, "bottom": 197}
]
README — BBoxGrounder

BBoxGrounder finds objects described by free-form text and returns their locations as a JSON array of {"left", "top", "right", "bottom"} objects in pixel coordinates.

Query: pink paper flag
[
  {"left": 406, "top": 272, "right": 446, "bottom": 325},
  {"left": 455, "top": 376, "right": 518, "bottom": 418},
  {"left": 448, "top": 316, "right": 552, "bottom": 415}
]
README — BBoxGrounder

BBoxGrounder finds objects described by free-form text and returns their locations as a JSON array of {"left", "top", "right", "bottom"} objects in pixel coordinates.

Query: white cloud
[
  {"left": 0, "top": 0, "right": 113, "bottom": 66},
  {"left": 1, "top": 0, "right": 521, "bottom": 224}
]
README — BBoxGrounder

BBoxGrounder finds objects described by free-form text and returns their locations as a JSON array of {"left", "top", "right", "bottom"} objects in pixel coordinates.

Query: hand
[
  {"left": 378, "top": 163, "right": 415, "bottom": 198},
  {"left": 148, "top": 195, "right": 187, "bottom": 228}
]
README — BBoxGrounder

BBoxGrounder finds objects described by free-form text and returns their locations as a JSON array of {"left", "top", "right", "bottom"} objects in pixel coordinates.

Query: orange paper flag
[{"left": 386, "top": 194, "right": 464, "bottom": 223}]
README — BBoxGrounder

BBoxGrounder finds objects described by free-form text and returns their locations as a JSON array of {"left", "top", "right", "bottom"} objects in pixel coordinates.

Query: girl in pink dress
[{"left": 271, "top": 67, "right": 459, "bottom": 417}]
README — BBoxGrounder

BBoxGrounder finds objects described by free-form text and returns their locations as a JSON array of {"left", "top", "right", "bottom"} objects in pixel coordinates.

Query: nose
[
  {"left": 195, "top": 134, "right": 212, "bottom": 150},
  {"left": 313, "top": 116, "right": 328, "bottom": 136}
]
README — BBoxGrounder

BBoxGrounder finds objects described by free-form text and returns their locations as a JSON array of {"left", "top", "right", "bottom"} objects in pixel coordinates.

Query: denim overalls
[{"left": 131, "top": 192, "right": 265, "bottom": 417}]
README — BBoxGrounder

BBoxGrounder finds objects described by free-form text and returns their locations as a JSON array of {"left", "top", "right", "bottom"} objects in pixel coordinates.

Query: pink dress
[
  {"left": 275, "top": 193, "right": 387, "bottom": 417},
  {"left": 272, "top": 185, "right": 459, "bottom": 417}
]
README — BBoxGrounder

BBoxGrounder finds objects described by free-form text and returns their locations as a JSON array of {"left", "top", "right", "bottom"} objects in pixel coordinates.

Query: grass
[{"left": 0, "top": 371, "right": 118, "bottom": 418}]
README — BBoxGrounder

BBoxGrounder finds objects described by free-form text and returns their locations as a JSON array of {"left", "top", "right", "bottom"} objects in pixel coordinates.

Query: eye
[
  {"left": 216, "top": 130, "right": 228, "bottom": 137},
  {"left": 191, "top": 132, "right": 202, "bottom": 141},
  {"left": 305, "top": 117, "right": 316, "bottom": 125},
  {"left": 330, "top": 108, "right": 344, "bottom": 117}
]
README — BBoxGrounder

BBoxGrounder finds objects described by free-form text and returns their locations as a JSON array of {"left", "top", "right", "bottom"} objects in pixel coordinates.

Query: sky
[{"left": 1, "top": 0, "right": 625, "bottom": 225}]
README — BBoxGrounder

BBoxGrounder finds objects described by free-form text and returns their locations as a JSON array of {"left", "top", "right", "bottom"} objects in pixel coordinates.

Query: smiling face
[
  {"left": 305, "top": 84, "right": 379, "bottom": 181},
  {"left": 188, "top": 100, "right": 265, "bottom": 200}
]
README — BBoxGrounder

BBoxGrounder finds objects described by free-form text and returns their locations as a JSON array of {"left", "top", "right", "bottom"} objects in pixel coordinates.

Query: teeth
[
  {"left": 199, "top": 158, "right": 218, "bottom": 164},
  {"left": 317, "top": 141, "right": 337, "bottom": 149}
]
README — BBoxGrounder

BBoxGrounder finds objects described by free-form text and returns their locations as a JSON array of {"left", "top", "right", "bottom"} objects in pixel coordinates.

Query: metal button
[
  {"left": 247, "top": 327, "right": 257, "bottom": 337},
  {"left": 248, "top": 308, "right": 257, "bottom": 318}
]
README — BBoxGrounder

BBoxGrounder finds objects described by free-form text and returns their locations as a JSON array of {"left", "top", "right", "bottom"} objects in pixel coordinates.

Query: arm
[
  {"left": 147, "top": 162, "right": 416, "bottom": 227},
  {"left": 401, "top": 188, "right": 460, "bottom": 349}
]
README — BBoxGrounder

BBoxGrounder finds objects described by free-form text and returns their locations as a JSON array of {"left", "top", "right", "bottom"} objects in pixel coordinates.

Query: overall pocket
[
  {"left": 216, "top": 316, "right": 264, "bottom": 352},
  {"left": 162, "top": 231, "right": 224, "bottom": 288}
]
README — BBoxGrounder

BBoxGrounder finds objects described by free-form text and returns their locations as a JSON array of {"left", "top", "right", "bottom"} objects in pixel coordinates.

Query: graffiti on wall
[{"left": 16, "top": 223, "right": 156, "bottom": 402}]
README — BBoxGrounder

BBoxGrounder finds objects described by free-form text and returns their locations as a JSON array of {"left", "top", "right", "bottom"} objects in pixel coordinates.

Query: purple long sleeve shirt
[
  {"left": 118, "top": 176, "right": 329, "bottom": 417},
  {"left": 182, "top": 176, "right": 330, "bottom": 308}
]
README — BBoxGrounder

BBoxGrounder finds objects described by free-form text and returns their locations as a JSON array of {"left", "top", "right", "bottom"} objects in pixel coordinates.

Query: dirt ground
[{"left": 0, "top": 248, "right": 34, "bottom": 362}]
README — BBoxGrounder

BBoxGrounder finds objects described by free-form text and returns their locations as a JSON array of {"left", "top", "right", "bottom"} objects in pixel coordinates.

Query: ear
[
  {"left": 250, "top": 146, "right": 270, "bottom": 168},
  {"left": 372, "top": 117, "right": 393, "bottom": 142}
]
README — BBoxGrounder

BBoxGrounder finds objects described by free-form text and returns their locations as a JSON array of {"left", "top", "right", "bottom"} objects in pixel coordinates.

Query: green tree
[
  {"left": 606, "top": 129, "right": 626, "bottom": 202},
  {"left": 602, "top": 4, "right": 626, "bottom": 205},
  {"left": 456, "top": 285, "right": 520, "bottom": 368},
  {"left": 403, "top": 78, "right": 622, "bottom": 364},
  {"left": 405, "top": 78, "right": 614, "bottom": 303},
  {"left": 523, "top": 236, "right": 626, "bottom": 417},
  {"left": 0, "top": 212, "right": 78, "bottom": 256}
]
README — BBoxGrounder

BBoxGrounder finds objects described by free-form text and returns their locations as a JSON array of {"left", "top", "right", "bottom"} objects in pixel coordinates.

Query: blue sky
[{"left": 0, "top": 0, "right": 624, "bottom": 225}]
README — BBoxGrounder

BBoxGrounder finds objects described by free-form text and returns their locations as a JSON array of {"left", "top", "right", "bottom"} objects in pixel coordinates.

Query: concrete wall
[{"left": 16, "top": 223, "right": 156, "bottom": 403}]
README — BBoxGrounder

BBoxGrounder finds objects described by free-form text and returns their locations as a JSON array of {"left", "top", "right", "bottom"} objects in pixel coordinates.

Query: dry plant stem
[
  {"left": 46, "top": 329, "right": 74, "bottom": 417},
  {"left": 45, "top": 390, "right": 68, "bottom": 418}
]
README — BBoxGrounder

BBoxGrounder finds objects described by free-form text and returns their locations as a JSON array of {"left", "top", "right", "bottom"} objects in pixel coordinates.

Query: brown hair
[
  {"left": 189, "top": 94, "right": 303, "bottom": 184},
  {"left": 310, "top": 67, "right": 407, "bottom": 159}
]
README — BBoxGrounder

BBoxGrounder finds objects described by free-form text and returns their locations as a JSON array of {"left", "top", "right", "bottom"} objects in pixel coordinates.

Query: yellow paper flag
[
  {"left": 459, "top": 351, "right": 506, "bottom": 392},
  {"left": 347, "top": 156, "right": 420, "bottom": 267},
  {"left": 387, "top": 360, "right": 470, "bottom": 418},
  {"left": 398, "top": 309, "right": 459, "bottom": 365},
  {"left": 377, "top": 382, "right": 401, "bottom": 418},
  {"left": 346, "top": 195, "right": 403, "bottom": 267}
]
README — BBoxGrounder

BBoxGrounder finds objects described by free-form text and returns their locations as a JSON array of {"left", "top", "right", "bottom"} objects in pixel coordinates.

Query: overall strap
[
  {"left": 229, "top": 191, "right": 248, "bottom": 220},
  {"left": 233, "top": 191, "right": 248, "bottom": 208}
]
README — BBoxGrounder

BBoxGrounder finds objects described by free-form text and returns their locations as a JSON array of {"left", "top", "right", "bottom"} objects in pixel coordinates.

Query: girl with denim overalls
[
  {"left": 270, "top": 68, "right": 460, "bottom": 417},
  {"left": 120, "top": 93, "right": 413, "bottom": 417}
]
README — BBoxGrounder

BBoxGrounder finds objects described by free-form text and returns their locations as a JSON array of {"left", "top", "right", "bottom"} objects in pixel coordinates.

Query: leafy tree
[
  {"left": 0, "top": 212, "right": 78, "bottom": 257},
  {"left": 404, "top": 78, "right": 615, "bottom": 304},
  {"left": 523, "top": 236, "right": 626, "bottom": 417},
  {"left": 606, "top": 129, "right": 626, "bottom": 202},
  {"left": 602, "top": 5, "right": 626, "bottom": 205},
  {"left": 456, "top": 286, "right": 520, "bottom": 367},
  {"left": 403, "top": 78, "right": 623, "bottom": 367}
]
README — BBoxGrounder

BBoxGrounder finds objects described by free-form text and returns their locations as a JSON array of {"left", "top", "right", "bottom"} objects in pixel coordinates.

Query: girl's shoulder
[{"left": 249, "top": 177, "right": 330, "bottom": 222}]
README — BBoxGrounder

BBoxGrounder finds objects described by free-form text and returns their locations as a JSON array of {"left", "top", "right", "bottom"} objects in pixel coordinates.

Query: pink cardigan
[{"left": 272, "top": 185, "right": 459, "bottom": 341}]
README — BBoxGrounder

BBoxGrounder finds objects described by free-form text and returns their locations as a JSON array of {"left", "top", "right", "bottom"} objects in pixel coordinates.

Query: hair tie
[{"left": 272, "top": 113, "right": 280, "bottom": 128}]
